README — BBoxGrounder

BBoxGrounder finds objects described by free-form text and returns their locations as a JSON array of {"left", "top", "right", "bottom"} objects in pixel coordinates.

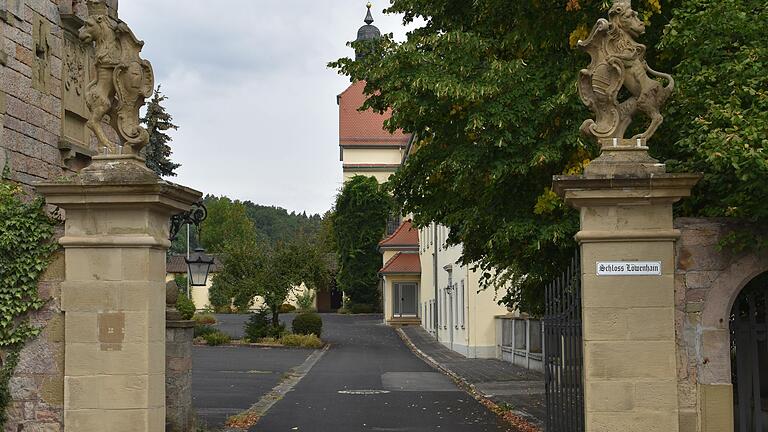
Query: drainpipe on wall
[{"left": 433, "top": 223, "right": 439, "bottom": 340}]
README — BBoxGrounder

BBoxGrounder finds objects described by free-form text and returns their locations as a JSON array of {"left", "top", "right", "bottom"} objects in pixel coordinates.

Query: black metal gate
[
  {"left": 731, "top": 275, "right": 767, "bottom": 432},
  {"left": 544, "top": 252, "right": 585, "bottom": 432}
]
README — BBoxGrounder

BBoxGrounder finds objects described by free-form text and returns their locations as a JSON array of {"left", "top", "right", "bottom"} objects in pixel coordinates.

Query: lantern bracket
[{"left": 169, "top": 201, "right": 207, "bottom": 241}]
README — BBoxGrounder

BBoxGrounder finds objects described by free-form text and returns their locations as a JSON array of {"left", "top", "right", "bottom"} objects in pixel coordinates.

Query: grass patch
[
  {"left": 202, "top": 331, "right": 230, "bottom": 346},
  {"left": 279, "top": 333, "right": 324, "bottom": 349},
  {"left": 193, "top": 313, "right": 217, "bottom": 325}
]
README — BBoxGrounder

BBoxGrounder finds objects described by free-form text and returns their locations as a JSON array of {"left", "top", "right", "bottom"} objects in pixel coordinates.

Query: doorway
[
  {"left": 393, "top": 283, "right": 418, "bottom": 317},
  {"left": 731, "top": 272, "right": 768, "bottom": 432}
]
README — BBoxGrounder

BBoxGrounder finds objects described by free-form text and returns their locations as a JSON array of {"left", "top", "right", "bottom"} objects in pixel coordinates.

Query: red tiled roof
[
  {"left": 338, "top": 81, "right": 411, "bottom": 146},
  {"left": 380, "top": 252, "right": 421, "bottom": 275},
  {"left": 379, "top": 220, "right": 419, "bottom": 249},
  {"left": 166, "top": 255, "right": 223, "bottom": 274}
]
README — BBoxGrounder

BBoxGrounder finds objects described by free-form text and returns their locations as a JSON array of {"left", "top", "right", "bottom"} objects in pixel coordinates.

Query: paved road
[
  {"left": 193, "top": 344, "right": 313, "bottom": 429},
  {"left": 212, "top": 313, "right": 295, "bottom": 340},
  {"left": 253, "top": 314, "right": 509, "bottom": 431}
]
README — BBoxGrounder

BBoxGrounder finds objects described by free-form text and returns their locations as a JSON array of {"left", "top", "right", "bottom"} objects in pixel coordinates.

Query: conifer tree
[{"left": 141, "top": 86, "right": 181, "bottom": 177}]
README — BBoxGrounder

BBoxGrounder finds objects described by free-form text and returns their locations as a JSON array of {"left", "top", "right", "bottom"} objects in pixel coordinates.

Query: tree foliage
[
  {"left": 210, "top": 239, "right": 331, "bottom": 322},
  {"left": 331, "top": 0, "right": 767, "bottom": 313},
  {"left": 140, "top": 86, "right": 180, "bottom": 177},
  {"left": 199, "top": 196, "right": 259, "bottom": 254},
  {"left": 332, "top": 176, "right": 392, "bottom": 307},
  {"left": 657, "top": 0, "right": 768, "bottom": 229}
]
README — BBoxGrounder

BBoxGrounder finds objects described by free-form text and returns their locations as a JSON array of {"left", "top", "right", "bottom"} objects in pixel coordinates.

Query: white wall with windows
[{"left": 418, "top": 224, "right": 507, "bottom": 358}]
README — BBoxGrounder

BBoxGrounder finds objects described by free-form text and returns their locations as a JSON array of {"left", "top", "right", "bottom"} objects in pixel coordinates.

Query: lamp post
[
  {"left": 185, "top": 247, "right": 214, "bottom": 288},
  {"left": 169, "top": 201, "right": 210, "bottom": 297}
]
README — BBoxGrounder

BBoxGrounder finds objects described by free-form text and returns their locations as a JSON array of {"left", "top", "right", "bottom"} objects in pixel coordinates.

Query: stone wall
[
  {"left": 674, "top": 217, "right": 768, "bottom": 432},
  {"left": 166, "top": 321, "right": 194, "bottom": 432},
  {"left": 1, "top": 1, "right": 115, "bottom": 430},
  {"left": 6, "top": 248, "right": 64, "bottom": 432},
  {"left": 0, "top": 0, "right": 117, "bottom": 190}
]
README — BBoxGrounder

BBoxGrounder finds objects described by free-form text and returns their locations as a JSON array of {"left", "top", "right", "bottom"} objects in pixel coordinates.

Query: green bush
[
  {"left": 295, "top": 291, "right": 316, "bottom": 312},
  {"left": 279, "top": 333, "right": 324, "bottom": 349},
  {"left": 278, "top": 303, "right": 296, "bottom": 313},
  {"left": 194, "top": 324, "right": 217, "bottom": 338},
  {"left": 193, "top": 313, "right": 217, "bottom": 325},
  {"left": 292, "top": 313, "right": 323, "bottom": 337},
  {"left": 203, "top": 331, "right": 230, "bottom": 346},
  {"left": 349, "top": 303, "right": 376, "bottom": 314},
  {"left": 176, "top": 292, "right": 196, "bottom": 320},
  {"left": 244, "top": 309, "right": 285, "bottom": 341}
]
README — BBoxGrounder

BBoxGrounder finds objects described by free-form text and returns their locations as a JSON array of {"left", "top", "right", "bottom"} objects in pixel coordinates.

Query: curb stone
[{"left": 396, "top": 328, "right": 541, "bottom": 432}]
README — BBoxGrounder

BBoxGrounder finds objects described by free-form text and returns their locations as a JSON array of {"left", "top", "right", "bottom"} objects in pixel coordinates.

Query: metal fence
[{"left": 544, "top": 252, "right": 585, "bottom": 432}]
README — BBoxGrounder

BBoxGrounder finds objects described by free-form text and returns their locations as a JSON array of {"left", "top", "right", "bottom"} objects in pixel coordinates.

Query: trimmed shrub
[
  {"left": 193, "top": 313, "right": 217, "bottom": 325},
  {"left": 203, "top": 331, "right": 230, "bottom": 346},
  {"left": 295, "top": 291, "right": 316, "bottom": 312},
  {"left": 194, "top": 324, "right": 217, "bottom": 338},
  {"left": 244, "top": 309, "right": 284, "bottom": 341},
  {"left": 279, "top": 334, "right": 324, "bottom": 349},
  {"left": 278, "top": 303, "right": 296, "bottom": 313},
  {"left": 176, "top": 292, "right": 196, "bottom": 320},
  {"left": 292, "top": 313, "right": 323, "bottom": 337},
  {"left": 349, "top": 303, "right": 376, "bottom": 314}
]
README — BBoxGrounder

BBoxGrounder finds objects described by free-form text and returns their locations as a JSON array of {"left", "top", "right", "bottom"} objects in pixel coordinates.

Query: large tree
[
  {"left": 331, "top": 0, "right": 768, "bottom": 313},
  {"left": 210, "top": 239, "right": 331, "bottom": 322},
  {"left": 199, "top": 196, "right": 259, "bottom": 254},
  {"left": 332, "top": 176, "right": 392, "bottom": 308},
  {"left": 140, "top": 86, "right": 181, "bottom": 177}
]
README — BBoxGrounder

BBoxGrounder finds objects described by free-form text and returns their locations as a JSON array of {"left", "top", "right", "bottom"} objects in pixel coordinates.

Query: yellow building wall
[
  {"left": 343, "top": 170, "right": 395, "bottom": 183},
  {"left": 382, "top": 274, "right": 421, "bottom": 322},
  {"left": 165, "top": 273, "right": 215, "bottom": 311},
  {"left": 343, "top": 147, "right": 403, "bottom": 165}
]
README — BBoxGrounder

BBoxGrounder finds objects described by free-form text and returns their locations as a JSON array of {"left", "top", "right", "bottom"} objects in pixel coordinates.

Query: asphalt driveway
[
  {"left": 254, "top": 314, "right": 509, "bottom": 431},
  {"left": 192, "top": 345, "right": 314, "bottom": 429},
  {"left": 192, "top": 314, "right": 509, "bottom": 431}
]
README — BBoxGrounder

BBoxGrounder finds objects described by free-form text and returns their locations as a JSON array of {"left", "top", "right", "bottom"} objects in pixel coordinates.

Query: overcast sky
[{"left": 119, "top": 1, "right": 418, "bottom": 215}]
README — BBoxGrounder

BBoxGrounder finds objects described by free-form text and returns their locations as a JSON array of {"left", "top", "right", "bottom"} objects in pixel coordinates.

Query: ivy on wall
[{"left": 0, "top": 178, "right": 58, "bottom": 426}]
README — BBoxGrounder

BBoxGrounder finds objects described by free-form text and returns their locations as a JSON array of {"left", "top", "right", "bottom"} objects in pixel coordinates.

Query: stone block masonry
[
  {"left": 674, "top": 218, "right": 768, "bottom": 432},
  {"left": 0, "top": 2, "right": 118, "bottom": 431}
]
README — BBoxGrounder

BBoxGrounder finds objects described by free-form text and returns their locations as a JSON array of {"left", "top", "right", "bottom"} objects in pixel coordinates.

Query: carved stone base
[{"left": 585, "top": 138, "right": 666, "bottom": 177}]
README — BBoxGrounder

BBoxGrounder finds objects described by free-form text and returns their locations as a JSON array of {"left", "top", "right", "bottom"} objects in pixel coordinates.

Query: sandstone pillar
[
  {"left": 554, "top": 141, "right": 700, "bottom": 432},
  {"left": 37, "top": 155, "right": 201, "bottom": 432}
]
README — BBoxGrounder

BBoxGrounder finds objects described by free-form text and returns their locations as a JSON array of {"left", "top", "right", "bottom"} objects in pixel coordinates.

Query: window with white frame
[
  {"left": 453, "top": 283, "right": 459, "bottom": 329},
  {"left": 460, "top": 280, "right": 465, "bottom": 329}
]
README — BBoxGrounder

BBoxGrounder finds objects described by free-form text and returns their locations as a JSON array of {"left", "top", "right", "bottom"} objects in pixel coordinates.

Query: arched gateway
[
  {"left": 730, "top": 274, "right": 767, "bottom": 431},
  {"left": 675, "top": 218, "right": 768, "bottom": 432}
]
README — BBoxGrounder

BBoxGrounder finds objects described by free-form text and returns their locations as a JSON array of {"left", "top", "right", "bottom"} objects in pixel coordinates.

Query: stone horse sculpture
[
  {"left": 577, "top": 0, "right": 674, "bottom": 143},
  {"left": 79, "top": 0, "right": 154, "bottom": 155}
]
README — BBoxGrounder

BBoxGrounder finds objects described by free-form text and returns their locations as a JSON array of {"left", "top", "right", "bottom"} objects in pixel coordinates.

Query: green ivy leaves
[{"left": 0, "top": 180, "right": 57, "bottom": 426}]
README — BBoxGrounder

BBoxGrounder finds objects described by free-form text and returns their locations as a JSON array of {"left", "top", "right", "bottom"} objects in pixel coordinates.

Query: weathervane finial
[{"left": 364, "top": 3, "right": 374, "bottom": 25}]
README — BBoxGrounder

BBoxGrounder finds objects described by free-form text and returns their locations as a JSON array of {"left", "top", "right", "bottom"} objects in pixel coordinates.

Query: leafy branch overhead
[{"left": 331, "top": 0, "right": 768, "bottom": 313}]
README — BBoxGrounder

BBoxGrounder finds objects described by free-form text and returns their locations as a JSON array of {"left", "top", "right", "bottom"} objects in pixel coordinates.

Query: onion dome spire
[{"left": 355, "top": 2, "right": 381, "bottom": 59}]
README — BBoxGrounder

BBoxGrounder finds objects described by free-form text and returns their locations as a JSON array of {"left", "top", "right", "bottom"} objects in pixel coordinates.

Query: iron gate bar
[
  {"left": 731, "top": 283, "right": 767, "bottom": 432},
  {"left": 544, "top": 250, "right": 585, "bottom": 432}
]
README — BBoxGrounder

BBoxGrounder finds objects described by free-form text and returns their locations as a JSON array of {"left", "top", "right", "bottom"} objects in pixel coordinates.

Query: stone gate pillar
[
  {"left": 38, "top": 155, "right": 201, "bottom": 432},
  {"left": 554, "top": 141, "right": 700, "bottom": 432}
]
